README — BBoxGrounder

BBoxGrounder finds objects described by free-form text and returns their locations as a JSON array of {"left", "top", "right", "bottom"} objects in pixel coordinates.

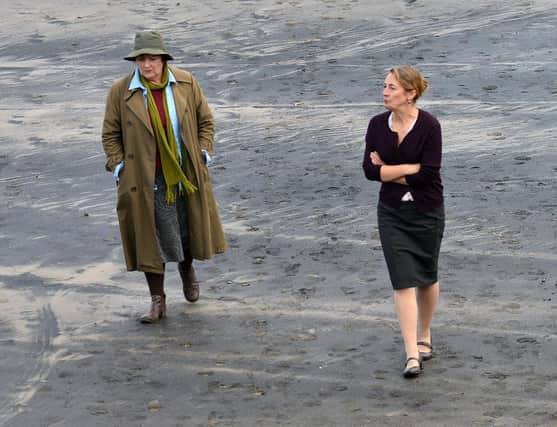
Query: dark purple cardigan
[{"left": 362, "top": 109, "right": 443, "bottom": 211}]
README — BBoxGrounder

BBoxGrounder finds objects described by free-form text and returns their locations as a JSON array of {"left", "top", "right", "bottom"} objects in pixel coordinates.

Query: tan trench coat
[{"left": 102, "top": 66, "right": 227, "bottom": 273}]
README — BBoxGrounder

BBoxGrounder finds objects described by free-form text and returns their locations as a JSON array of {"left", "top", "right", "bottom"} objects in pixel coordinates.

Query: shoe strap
[
  {"left": 417, "top": 341, "right": 432, "bottom": 350},
  {"left": 405, "top": 356, "right": 421, "bottom": 367}
]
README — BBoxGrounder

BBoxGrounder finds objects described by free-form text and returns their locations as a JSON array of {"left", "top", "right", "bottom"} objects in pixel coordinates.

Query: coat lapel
[
  {"left": 172, "top": 82, "right": 193, "bottom": 155},
  {"left": 125, "top": 89, "right": 153, "bottom": 136},
  {"left": 172, "top": 82, "right": 203, "bottom": 184},
  {"left": 172, "top": 83, "right": 189, "bottom": 138}
]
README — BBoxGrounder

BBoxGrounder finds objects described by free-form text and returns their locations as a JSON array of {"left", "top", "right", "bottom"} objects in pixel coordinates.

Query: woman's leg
[
  {"left": 145, "top": 271, "right": 165, "bottom": 296},
  {"left": 394, "top": 287, "right": 420, "bottom": 368},
  {"left": 140, "top": 267, "right": 166, "bottom": 323},
  {"left": 179, "top": 251, "right": 199, "bottom": 302},
  {"left": 417, "top": 281, "right": 439, "bottom": 350}
]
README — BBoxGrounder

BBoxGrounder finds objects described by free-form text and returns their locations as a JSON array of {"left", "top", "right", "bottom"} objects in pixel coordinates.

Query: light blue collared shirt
[{"left": 113, "top": 67, "right": 212, "bottom": 183}]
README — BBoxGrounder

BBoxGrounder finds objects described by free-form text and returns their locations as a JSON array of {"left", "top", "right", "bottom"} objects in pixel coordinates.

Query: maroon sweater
[
  {"left": 362, "top": 109, "right": 443, "bottom": 211},
  {"left": 150, "top": 89, "right": 166, "bottom": 170}
]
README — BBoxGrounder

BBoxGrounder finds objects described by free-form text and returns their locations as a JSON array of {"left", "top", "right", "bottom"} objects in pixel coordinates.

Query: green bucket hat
[{"left": 124, "top": 31, "right": 174, "bottom": 61}]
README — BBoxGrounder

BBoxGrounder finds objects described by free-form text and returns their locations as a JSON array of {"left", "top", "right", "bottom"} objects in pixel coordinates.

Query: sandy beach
[{"left": 1, "top": 0, "right": 557, "bottom": 425}]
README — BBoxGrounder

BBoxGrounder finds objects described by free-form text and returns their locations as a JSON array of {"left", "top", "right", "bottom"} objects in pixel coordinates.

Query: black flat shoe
[
  {"left": 403, "top": 357, "right": 422, "bottom": 378},
  {"left": 418, "top": 341, "right": 433, "bottom": 361}
]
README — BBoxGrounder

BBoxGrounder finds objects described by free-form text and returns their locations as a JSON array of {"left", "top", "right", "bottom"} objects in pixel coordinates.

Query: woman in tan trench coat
[{"left": 102, "top": 31, "right": 227, "bottom": 323}]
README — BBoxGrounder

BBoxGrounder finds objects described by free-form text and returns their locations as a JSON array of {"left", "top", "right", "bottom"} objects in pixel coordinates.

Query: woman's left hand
[{"left": 370, "top": 151, "right": 385, "bottom": 166}]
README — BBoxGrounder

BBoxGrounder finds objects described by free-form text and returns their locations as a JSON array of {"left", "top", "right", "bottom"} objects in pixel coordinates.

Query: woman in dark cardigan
[{"left": 362, "top": 65, "right": 444, "bottom": 378}]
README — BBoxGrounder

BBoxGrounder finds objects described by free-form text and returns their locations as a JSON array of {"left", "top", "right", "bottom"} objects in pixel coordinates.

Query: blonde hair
[{"left": 389, "top": 66, "right": 428, "bottom": 103}]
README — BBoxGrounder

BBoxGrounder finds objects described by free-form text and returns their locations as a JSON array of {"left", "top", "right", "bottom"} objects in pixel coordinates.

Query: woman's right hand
[{"left": 370, "top": 151, "right": 385, "bottom": 166}]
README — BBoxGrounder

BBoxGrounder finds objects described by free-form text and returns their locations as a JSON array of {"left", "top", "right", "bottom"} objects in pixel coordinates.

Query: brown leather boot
[
  {"left": 140, "top": 294, "right": 166, "bottom": 323},
  {"left": 179, "top": 262, "right": 200, "bottom": 302}
]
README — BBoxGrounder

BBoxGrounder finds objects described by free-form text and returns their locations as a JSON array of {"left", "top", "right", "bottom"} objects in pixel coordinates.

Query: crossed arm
[{"left": 370, "top": 151, "right": 420, "bottom": 185}]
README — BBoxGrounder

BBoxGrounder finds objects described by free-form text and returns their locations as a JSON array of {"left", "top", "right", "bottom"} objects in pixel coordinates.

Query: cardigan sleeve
[
  {"left": 405, "top": 121, "right": 442, "bottom": 188},
  {"left": 362, "top": 118, "right": 382, "bottom": 181}
]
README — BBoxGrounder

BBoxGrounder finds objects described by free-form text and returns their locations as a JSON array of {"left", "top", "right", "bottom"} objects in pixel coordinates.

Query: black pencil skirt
[{"left": 377, "top": 201, "right": 445, "bottom": 290}]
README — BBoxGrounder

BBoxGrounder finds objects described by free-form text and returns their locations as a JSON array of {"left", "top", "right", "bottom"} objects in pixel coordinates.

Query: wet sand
[{"left": 1, "top": 0, "right": 557, "bottom": 426}]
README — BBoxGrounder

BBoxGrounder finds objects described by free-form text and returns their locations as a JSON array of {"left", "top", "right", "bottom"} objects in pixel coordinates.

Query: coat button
[
  {"left": 127, "top": 153, "right": 134, "bottom": 159},
  {"left": 130, "top": 186, "right": 137, "bottom": 192}
]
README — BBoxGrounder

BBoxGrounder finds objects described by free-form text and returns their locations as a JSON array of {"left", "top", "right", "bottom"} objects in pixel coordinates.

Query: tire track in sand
[{"left": 0, "top": 304, "right": 58, "bottom": 426}]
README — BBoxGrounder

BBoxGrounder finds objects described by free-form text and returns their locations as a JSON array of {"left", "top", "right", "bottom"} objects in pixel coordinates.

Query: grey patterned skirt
[{"left": 154, "top": 169, "right": 189, "bottom": 263}]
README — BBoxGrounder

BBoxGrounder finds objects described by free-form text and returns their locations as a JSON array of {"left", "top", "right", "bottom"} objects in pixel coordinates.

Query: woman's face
[
  {"left": 135, "top": 54, "right": 164, "bottom": 83},
  {"left": 383, "top": 72, "right": 414, "bottom": 111}
]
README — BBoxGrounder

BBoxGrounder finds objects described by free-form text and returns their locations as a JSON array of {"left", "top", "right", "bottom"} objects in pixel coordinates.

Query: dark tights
[
  {"left": 146, "top": 252, "right": 194, "bottom": 296},
  {"left": 179, "top": 252, "right": 193, "bottom": 273},
  {"left": 145, "top": 266, "right": 165, "bottom": 297}
]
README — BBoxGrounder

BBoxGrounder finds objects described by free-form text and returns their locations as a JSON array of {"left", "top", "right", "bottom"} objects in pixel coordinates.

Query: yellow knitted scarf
[{"left": 140, "top": 65, "right": 196, "bottom": 203}]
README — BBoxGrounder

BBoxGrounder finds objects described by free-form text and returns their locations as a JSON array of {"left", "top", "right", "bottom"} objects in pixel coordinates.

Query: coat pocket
[{"left": 116, "top": 191, "right": 131, "bottom": 223}]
